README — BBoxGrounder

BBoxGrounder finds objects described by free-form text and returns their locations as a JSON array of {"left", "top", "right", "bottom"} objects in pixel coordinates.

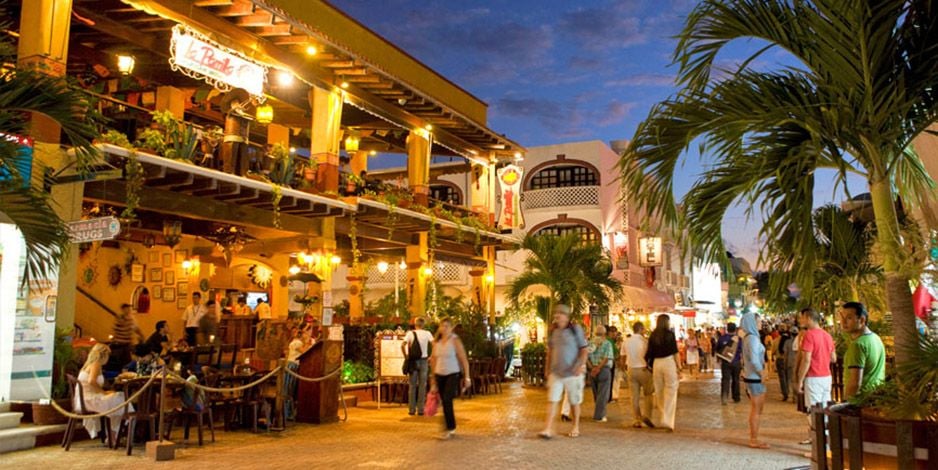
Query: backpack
[
  {"left": 716, "top": 336, "right": 739, "bottom": 363},
  {"left": 402, "top": 330, "right": 424, "bottom": 375}
]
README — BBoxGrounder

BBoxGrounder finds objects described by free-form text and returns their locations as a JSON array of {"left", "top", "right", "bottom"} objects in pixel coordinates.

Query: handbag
[{"left": 424, "top": 390, "right": 440, "bottom": 417}]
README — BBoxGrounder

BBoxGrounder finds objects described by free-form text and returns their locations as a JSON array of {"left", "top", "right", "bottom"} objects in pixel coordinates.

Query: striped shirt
[{"left": 112, "top": 313, "right": 137, "bottom": 344}]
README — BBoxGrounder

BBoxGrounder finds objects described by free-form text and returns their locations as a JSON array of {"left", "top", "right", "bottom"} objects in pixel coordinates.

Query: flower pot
[{"left": 32, "top": 399, "right": 70, "bottom": 425}]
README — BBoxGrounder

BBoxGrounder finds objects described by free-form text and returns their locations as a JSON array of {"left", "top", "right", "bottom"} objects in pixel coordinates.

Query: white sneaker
[{"left": 439, "top": 430, "right": 455, "bottom": 440}]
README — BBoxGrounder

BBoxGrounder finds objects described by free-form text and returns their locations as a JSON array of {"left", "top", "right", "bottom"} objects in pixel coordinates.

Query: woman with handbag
[{"left": 428, "top": 318, "right": 471, "bottom": 440}]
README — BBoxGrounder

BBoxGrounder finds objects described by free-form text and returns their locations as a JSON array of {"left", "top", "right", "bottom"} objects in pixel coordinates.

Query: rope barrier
[
  {"left": 30, "top": 370, "right": 159, "bottom": 420},
  {"left": 167, "top": 367, "right": 282, "bottom": 393},
  {"left": 283, "top": 365, "right": 342, "bottom": 383}
]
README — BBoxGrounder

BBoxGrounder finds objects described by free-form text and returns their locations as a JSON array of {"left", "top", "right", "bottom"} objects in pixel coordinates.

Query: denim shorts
[{"left": 745, "top": 381, "right": 766, "bottom": 396}]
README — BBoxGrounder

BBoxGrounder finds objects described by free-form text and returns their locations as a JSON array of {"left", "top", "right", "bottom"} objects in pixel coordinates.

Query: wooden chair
[
  {"left": 215, "top": 344, "right": 238, "bottom": 371},
  {"left": 487, "top": 358, "right": 504, "bottom": 394},
  {"left": 114, "top": 377, "right": 158, "bottom": 455},
  {"left": 191, "top": 345, "right": 215, "bottom": 371},
  {"left": 62, "top": 374, "right": 112, "bottom": 451},
  {"left": 163, "top": 381, "right": 215, "bottom": 446}
]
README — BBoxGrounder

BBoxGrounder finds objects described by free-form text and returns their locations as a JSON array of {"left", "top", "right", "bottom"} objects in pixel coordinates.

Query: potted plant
[{"left": 32, "top": 328, "right": 79, "bottom": 425}]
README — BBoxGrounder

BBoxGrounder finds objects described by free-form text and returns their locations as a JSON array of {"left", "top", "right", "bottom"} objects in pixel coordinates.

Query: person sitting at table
[
  {"left": 124, "top": 344, "right": 162, "bottom": 377},
  {"left": 145, "top": 321, "right": 171, "bottom": 357},
  {"left": 76, "top": 343, "right": 131, "bottom": 442}
]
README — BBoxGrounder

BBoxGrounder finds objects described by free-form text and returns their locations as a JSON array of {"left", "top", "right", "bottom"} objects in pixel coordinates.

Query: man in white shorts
[
  {"left": 796, "top": 307, "right": 836, "bottom": 445},
  {"left": 539, "top": 304, "right": 589, "bottom": 439}
]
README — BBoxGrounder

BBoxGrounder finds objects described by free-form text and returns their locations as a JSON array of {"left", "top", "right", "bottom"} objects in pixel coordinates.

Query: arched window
[
  {"left": 533, "top": 223, "right": 600, "bottom": 244},
  {"left": 529, "top": 164, "right": 598, "bottom": 190},
  {"left": 429, "top": 183, "right": 462, "bottom": 205}
]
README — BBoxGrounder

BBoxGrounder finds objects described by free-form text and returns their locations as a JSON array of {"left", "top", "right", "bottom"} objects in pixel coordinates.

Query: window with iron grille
[
  {"left": 529, "top": 165, "right": 598, "bottom": 189},
  {"left": 429, "top": 184, "right": 462, "bottom": 205},
  {"left": 533, "top": 223, "right": 599, "bottom": 244}
]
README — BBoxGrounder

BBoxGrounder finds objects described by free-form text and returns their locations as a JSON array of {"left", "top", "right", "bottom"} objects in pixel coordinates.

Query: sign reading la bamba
[
  {"left": 169, "top": 25, "right": 267, "bottom": 98},
  {"left": 68, "top": 217, "right": 121, "bottom": 243}
]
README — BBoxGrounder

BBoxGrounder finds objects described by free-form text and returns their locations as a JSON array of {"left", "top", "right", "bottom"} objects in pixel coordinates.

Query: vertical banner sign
[
  {"left": 497, "top": 164, "right": 524, "bottom": 229},
  {"left": 169, "top": 25, "right": 268, "bottom": 99},
  {"left": 638, "top": 237, "right": 663, "bottom": 267}
]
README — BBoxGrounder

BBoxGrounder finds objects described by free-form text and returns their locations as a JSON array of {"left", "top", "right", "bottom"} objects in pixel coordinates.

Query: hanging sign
[
  {"left": 169, "top": 25, "right": 268, "bottom": 98},
  {"left": 497, "top": 164, "right": 524, "bottom": 229},
  {"left": 67, "top": 217, "right": 121, "bottom": 243},
  {"left": 638, "top": 236, "right": 663, "bottom": 267}
]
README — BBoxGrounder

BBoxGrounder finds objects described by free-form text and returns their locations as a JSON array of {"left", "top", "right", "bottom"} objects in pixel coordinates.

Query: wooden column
[
  {"left": 346, "top": 263, "right": 365, "bottom": 320},
  {"left": 309, "top": 86, "right": 343, "bottom": 193},
  {"left": 406, "top": 129, "right": 431, "bottom": 206},
  {"left": 221, "top": 112, "right": 249, "bottom": 176},
  {"left": 406, "top": 233, "right": 428, "bottom": 318},
  {"left": 469, "top": 267, "right": 485, "bottom": 309},
  {"left": 485, "top": 246, "right": 497, "bottom": 327}
]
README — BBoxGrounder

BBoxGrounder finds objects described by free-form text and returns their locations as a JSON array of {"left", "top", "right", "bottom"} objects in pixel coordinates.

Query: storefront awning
[{"left": 621, "top": 285, "right": 675, "bottom": 312}]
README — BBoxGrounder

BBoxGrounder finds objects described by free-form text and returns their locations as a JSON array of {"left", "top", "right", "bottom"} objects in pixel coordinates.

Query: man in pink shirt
[{"left": 796, "top": 307, "right": 836, "bottom": 445}]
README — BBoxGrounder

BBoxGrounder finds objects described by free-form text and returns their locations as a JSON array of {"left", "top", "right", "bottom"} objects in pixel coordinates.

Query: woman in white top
[
  {"left": 75, "top": 343, "right": 129, "bottom": 443},
  {"left": 429, "top": 318, "right": 471, "bottom": 439}
]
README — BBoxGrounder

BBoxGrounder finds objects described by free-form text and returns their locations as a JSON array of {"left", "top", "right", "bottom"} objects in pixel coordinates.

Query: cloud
[
  {"left": 493, "top": 95, "right": 636, "bottom": 139},
  {"left": 604, "top": 73, "right": 676, "bottom": 87},
  {"left": 595, "top": 100, "right": 636, "bottom": 126},
  {"left": 558, "top": 7, "right": 646, "bottom": 51}
]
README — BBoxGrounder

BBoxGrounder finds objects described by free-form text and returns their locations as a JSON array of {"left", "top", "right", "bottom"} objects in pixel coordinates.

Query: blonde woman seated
[{"left": 75, "top": 343, "right": 131, "bottom": 442}]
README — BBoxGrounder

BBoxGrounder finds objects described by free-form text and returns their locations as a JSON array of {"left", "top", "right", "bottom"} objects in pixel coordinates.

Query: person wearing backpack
[
  {"left": 716, "top": 322, "right": 742, "bottom": 405},
  {"left": 402, "top": 316, "right": 434, "bottom": 416}
]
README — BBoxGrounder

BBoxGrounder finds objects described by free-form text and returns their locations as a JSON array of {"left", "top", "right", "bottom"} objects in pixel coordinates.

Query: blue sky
[{"left": 332, "top": 0, "right": 865, "bottom": 266}]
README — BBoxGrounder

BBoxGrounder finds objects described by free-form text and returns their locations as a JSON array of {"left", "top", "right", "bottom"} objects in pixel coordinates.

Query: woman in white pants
[{"left": 645, "top": 315, "right": 680, "bottom": 431}]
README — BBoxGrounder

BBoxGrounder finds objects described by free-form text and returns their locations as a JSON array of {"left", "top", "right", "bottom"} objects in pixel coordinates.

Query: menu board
[{"left": 377, "top": 333, "right": 406, "bottom": 379}]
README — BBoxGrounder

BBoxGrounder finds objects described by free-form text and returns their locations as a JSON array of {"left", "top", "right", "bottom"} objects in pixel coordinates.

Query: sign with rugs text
[
  {"left": 170, "top": 25, "right": 267, "bottom": 97},
  {"left": 497, "top": 164, "right": 524, "bottom": 229}
]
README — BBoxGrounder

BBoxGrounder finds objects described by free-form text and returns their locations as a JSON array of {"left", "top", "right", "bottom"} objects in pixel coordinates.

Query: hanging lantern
[
  {"left": 344, "top": 135, "right": 360, "bottom": 152},
  {"left": 116, "top": 54, "right": 135, "bottom": 75},
  {"left": 255, "top": 104, "right": 274, "bottom": 124}
]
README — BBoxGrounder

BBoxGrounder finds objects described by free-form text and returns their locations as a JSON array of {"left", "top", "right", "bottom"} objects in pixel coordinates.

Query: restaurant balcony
[{"left": 521, "top": 185, "right": 600, "bottom": 211}]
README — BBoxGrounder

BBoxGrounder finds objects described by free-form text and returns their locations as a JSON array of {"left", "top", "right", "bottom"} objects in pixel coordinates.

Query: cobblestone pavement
[{"left": 5, "top": 371, "right": 811, "bottom": 470}]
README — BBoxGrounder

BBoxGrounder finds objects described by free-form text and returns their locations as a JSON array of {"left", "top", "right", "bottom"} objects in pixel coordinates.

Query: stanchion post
[
  {"left": 147, "top": 366, "right": 175, "bottom": 461},
  {"left": 273, "top": 359, "right": 286, "bottom": 431}
]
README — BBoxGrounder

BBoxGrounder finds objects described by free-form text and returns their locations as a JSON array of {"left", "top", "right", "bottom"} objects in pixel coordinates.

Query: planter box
[
  {"left": 32, "top": 400, "right": 70, "bottom": 425},
  {"left": 815, "top": 405, "right": 938, "bottom": 470}
]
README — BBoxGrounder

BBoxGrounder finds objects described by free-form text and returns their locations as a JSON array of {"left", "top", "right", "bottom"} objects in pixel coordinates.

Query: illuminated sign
[
  {"left": 169, "top": 25, "right": 267, "bottom": 98},
  {"left": 497, "top": 164, "right": 524, "bottom": 229},
  {"left": 638, "top": 237, "right": 663, "bottom": 267},
  {"left": 67, "top": 216, "right": 121, "bottom": 243}
]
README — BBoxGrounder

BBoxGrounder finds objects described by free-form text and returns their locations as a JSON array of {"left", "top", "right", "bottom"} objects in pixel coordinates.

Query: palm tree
[
  {"left": 618, "top": 0, "right": 938, "bottom": 367},
  {"left": 0, "top": 28, "right": 101, "bottom": 284},
  {"left": 506, "top": 233, "right": 623, "bottom": 320}
]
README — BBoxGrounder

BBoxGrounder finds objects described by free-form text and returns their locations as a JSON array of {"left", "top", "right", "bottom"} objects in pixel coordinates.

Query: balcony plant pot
[{"left": 31, "top": 399, "right": 70, "bottom": 425}]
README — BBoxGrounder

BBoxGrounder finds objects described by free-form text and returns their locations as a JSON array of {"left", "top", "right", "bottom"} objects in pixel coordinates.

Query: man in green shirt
[{"left": 839, "top": 302, "right": 886, "bottom": 399}]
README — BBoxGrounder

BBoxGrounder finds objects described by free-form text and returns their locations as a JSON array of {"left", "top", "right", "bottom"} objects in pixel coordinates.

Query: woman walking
[
  {"left": 741, "top": 313, "right": 769, "bottom": 449},
  {"left": 429, "top": 318, "right": 471, "bottom": 440},
  {"left": 645, "top": 315, "right": 680, "bottom": 431},
  {"left": 685, "top": 331, "right": 699, "bottom": 379}
]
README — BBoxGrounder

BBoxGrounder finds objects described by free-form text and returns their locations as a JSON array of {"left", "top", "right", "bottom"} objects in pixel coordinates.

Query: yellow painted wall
[{"left": 73, "top": 237, "right": 291, "bottom": 342}]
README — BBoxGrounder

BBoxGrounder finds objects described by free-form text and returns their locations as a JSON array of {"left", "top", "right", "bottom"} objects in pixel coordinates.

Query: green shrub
[{"left": 342, "top": 360, "right": 375, "bottom": 384}]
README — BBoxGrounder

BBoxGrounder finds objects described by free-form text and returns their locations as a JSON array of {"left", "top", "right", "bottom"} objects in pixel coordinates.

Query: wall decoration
[
  {"left": 496, "top": 164, "right": 525, "bottom": 229},
  {"left": 199, "top": 278, "right": 210, "bottom": 292},
  {"left": 131, "top": 263, "right": 145, "bottom": 283},
  {"left": 248, "top": 264, "right": 273, "bottom": 288},
  {"left": 163, "top": 287, "right": 176, "bottom": 302},
  {"left": 174, "top": 249, "right": 188, "bottom": 264},
  {"left": 82, "top": 265, "right": 98, "bottom": 286},
  {"left": 177, "top": 297, "right": 188, "bottom": 309},
  {"left": 638, "top": 237, "right": 663, "bottom": 267},
  {"left": 162, "top": 253, "right": 172, "bottom": 267},
  {"left": 108, "top": 265, "right": 123, "bottom": 286},
  {"left": 165, "top": 270, "right": 175, "bottom": 285},
  {"left": 153, "top": 285, "right": 162, "bottom": 300},
  {"left": 132, "top": 286, "right": 150, "bottom": 313},
  {"left": 178, "top": 282, "right": 189, "bottom": 297},
  {"left": 150, "top": 268, "right": 162, "bottom": 282},
  {"left": 148, "top": 251, "right": 160, "bottom": 264}
]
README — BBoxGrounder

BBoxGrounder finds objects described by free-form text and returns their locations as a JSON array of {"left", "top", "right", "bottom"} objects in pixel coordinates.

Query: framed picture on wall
[
  {"left": 150, "top": 268, "right": 162, "bottom": 283},
  {"left": 177, "top": 297, "right": 188, "bottom": 309},
  {"left": 163, "top": 287, "right": 175, "bottom": 302},
  {"left": 148, "top": 252, "right": 160, "bottom": 264},
  {"left": 178, "top": 282, "right": 189, "bottom": 297},
  {"left": 131, "top": 264, "right": 145, "bottom": 283},
  {"left": 162, "top": 253, "right": 172, "bottom": 267},
  {"left": 165, "top": 270, "right": 175, "bottom": 285},
  {"left": 153, "top": 285, "right": 162, "bottom": 300},
  {"left": 174, "top": 249, "right": 188, "bottom": 264}
]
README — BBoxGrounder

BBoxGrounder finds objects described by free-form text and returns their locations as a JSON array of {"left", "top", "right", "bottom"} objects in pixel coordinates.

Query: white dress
[{"left": 74, "top": 370, "right": 129, "bottom": 438}]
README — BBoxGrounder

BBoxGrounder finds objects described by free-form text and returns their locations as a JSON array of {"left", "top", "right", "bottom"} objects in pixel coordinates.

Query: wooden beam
[
  {"left": 72, "top": 6, "right": 160, "bottom": 52},
  {"left": 193, "top": 0, "right": 234, "bottom": 6},
  {"left": 83, "top": 181, "right": 322, "bottom": 235},
  {"left": 215, "top": 0, "right": 255, "bottom": 16},
  {"left": 234, "top": 12, "right": 275, "bottom": 27},
  {"left": 254, "top": 24, "right": 293, "bottom": 37}
]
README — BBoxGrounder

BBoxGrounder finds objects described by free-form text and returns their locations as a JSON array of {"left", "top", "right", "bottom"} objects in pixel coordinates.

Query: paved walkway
[{"left": 5, "top": 371, "right": 811, "bottom": 469}]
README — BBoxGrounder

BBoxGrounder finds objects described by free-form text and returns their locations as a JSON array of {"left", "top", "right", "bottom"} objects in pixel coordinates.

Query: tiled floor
[{"left": 3, "top": 371, "right": 811, "bottom": 469}]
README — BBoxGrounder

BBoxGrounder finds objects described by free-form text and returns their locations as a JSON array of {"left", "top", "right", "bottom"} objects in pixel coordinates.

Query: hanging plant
[
  {"left": 120, "top": 151, "right": 144, "bottom": 220},
  {"left": 350, "top": 212, "right": 361, "bottom": 269},
  {"left": 268, "top": 143, "right": 294, "bottom": 186},
  {"left": 271, "top": 185, "right": 283, "bottom": 229}
]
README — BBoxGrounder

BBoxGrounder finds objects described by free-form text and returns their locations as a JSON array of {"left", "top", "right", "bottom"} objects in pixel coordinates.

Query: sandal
[
  {"left": 537, "top": 431, "right": 553, "bottom": 440},
  {"left": 567, "top": 430, "right": 580, "bottom": 438},
  {"left": 748, "top": 441, "right": 771, "bottom": 449}
]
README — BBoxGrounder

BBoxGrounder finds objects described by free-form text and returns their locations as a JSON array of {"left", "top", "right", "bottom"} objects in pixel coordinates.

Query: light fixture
[
  {"left": 289, "top": 146, "right": 296, "bottom": 153},
  {"left": 340, "top": 81, "right": 349, "bottom": 89},
  {"left": 289, "top": 265, "right": 301, "bottom": 275},
  {"left": 276, "top": 70, "right": 294, "bottom": 87},
  {"left": 255, "top": 104, "right": 274, "bottom": 124},
  {"left": 344, "top": 135, "right": 360, "bottom": 152},
  {"left": 305, "top": 44, "right": 318, "bottom": 56},
  {"left": 485, "top": 274, "right": 495, "bottom": 284},
  {"left": 513, "top": 151, "right": 524, "bottom": 161},
  {"left": 330, "top": 255, "right": 342, "bottom": 265},
  {"left": 399, "top": 260, "right": 407, "bottom": 270},
  {"left": 397, "top": 98, "right": 407, "bottom": 105},
  {"left": 181, "top": 260, "right": 193, "bottom": 271},
  {"left": 424, "top": 124, "right": 433, "bottom": 131},
  {"left": 369, "top": 150, "right": 377, "bottom": 156},
  {"left": 116, "top": 54, "right": 135, "bottom": 75},
  {"left": 423, "top": 266, "right": 433, "bottom": 276},
  {"left": 376, "top": 261, "right": 389, "bottom": 274}
]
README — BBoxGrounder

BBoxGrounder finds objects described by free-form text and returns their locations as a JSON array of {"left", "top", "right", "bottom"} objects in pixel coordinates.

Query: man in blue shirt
[{"left": 716, "top": 323, "right": 743, "bottom": 404}]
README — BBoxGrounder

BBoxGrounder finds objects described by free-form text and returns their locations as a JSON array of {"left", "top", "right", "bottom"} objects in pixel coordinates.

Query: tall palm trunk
[{"left": 869, "top": 178, "right": 917, "bottom": 367}]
